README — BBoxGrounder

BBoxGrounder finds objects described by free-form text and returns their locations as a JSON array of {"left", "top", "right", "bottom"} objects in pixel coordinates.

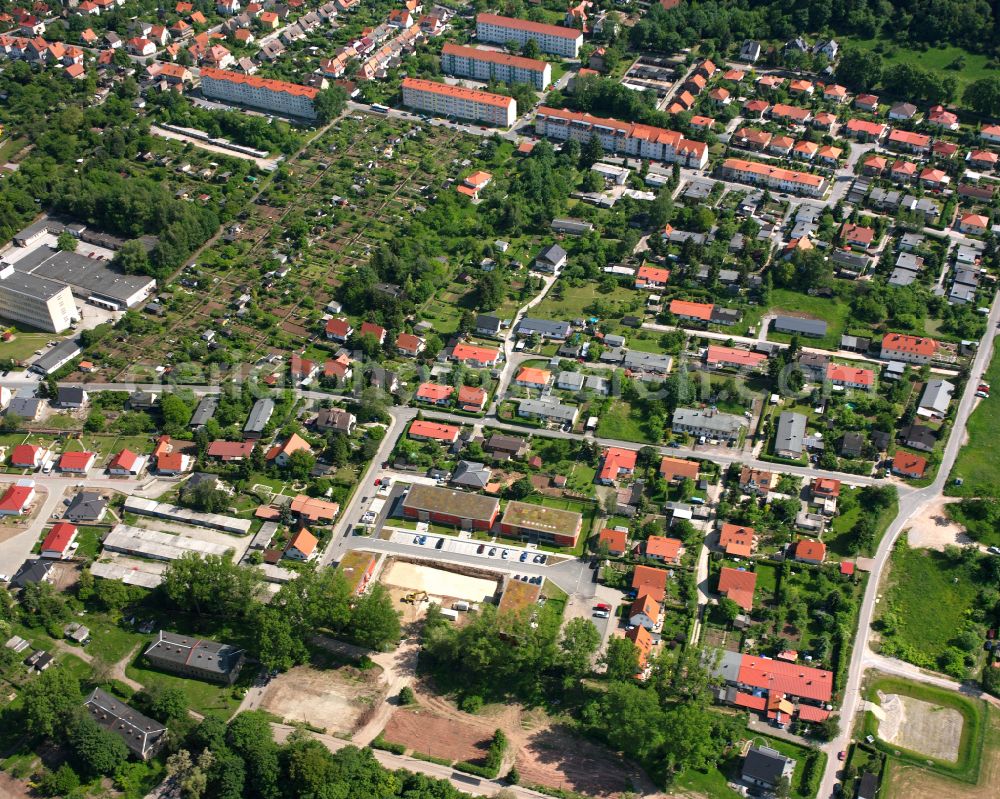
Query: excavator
[{"left": 401, "top": 591, "right": 428, "bottom": 604}]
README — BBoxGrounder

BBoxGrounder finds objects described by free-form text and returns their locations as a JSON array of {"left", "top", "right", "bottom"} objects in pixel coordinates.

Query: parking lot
[{"left": 386, "top": 529, "right": 551, "bottom": 569}]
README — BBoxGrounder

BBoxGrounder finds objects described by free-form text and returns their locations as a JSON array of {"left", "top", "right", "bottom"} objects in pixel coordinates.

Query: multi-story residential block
[
  {"left": 401, "top": 77, "right": 516, "bottom": 126},
  {"left": 880, "top": 333, "right": 938, "bottom": 364},
  {"left": 534, "top": 107, "right": 708, "bottom": 169},
  {"left": 717, "top": 158, "right": 826, "bottom": 197},
  {"left": 475, "top": 13, "right": 582, "bottom": 58},
  {"left": 440, "top": 42, "right": 550, "bottom": 90},
  {"left": 199, "top": 67, "right": 319, "bottom": 118}
]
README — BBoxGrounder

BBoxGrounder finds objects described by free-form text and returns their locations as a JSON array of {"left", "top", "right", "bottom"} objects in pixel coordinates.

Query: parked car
[
  {"left": 488, "top": 547, "right": 496, "bottom": 556},
  {"left": 519, "top": 552, "right": 528, "bottom": 562},
  {"left": 593, "top": 610, "right": 609, "bottom": 619},
  {"left": 477, "top": 544, "right": 485, "bottom": 554}
]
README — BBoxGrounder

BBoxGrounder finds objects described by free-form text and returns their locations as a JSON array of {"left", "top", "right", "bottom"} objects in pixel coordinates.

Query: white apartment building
[
  {"left": 718, "top": 158, "right": 826, "bottom": 198},
  {"left": 441, "top": 42, "right": 551, "bottom": 91},
  {"left": 401, "top": 77, "right": 516, "bottom": 127},
  {"left": 534, "top": 107, "right": 709, "bottom": 169},
  {"left": 476, "top": 13, "right": 582, "bottom": 58},
  {"left": 0, "top": 265, "right": 78, "bottom": 332},
  {"left": 199, "top": 67, "right": 319, "bottom": 119}
]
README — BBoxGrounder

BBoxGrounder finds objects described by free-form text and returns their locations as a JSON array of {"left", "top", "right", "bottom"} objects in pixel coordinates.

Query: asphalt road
[{"left": 815, "top": 288, "right": 1000, "bottom": 798}]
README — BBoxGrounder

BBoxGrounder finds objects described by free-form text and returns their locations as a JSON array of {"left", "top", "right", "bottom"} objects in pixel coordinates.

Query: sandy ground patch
[
  {"left": 884, "top": 708, "right": 999, "bottom": 799},
  {"left": 260, "top": 664, "right": 384, "bottom": 735},
  {"left": 516, "top": 724, "right": 653, "bottom": 798},
  {"left": 381, "top": 561, "right": 499, "bottom": 605},
  {"left": 905, "top": 496, "right": 972, "bottom": 551},
  {"left": 878, "top": 691, "right": 963, "bottom": 762},
  {"left": 0, "top": 771, "right": 32, "bottom": 799},
  {"left": 383, "top": 708, "right": 491, "bottom": 764}
]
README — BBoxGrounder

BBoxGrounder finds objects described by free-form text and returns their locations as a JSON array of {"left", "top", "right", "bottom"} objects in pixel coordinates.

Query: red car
[{"left": 593, "top": 602, "right": 612, "bottom": 612}]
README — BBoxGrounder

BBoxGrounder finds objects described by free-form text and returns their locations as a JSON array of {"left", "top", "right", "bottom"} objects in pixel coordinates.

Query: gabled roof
[
  {"left": 718, "top": 567, "right": 756, "bottom": 611},
  {"left": 645, "top": 536, "right": 681, "bottom": 560},
  {"left": 58, "top": 451, "right": 94, "bottom": 470},
  {"left": 792, "top": 539, "right": 827, "bottom": 561},
  {"left": 669, "top": 299, "right": 713, "bottom": 320},
  {"left": 599, "top": 446, "right": 637, "bottom": 482},
  {"left": 108, "top": 449, "right": 140, "bottom": 471},
  {"left": 658, "top": 455, "right": 698, "bottom": 481},
  {"left": 599, "top": 527, "right": 627, "bottom": 552},
  {"left": 416, "top": 382, "right": 453, "bottom": 402},
  {"left": 287, "top": 528, "right": 318, "bottom": 556},
  {"left": 41, "top": 522, "right": 77, "bottom": 554},
  {"left": 719, "top": 523, "right": 755, "bottom": 557},
  {"left": 632, "top": 564, "right": 667, "bottom": 602},
  {"left": 737, "top": 654, "right": 833, "bottom": 702}
]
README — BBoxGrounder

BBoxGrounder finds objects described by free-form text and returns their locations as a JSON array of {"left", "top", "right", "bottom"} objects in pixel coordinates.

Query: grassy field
[
  {"left": 863, "top": 675, "right": 987, "bottom": 784},
  {"left": 842, "top": 37, "right": 993, "bottom": 107},
  {"left": 948, "top": 340, "right": 1000, "bottom": 496},
  {"left": 877, "top": 541, "right": 982, "bottom": 674},
  {"left": 0, "top": 330, "right": 57, "bottom": 363},
  {"left": 595, "top": 401, "right": 651, "bottom": 443},
  {"left": 763, "top": 288, "right": 854, "bottom": 350},
  {"left": 826, "top": 488, "right": 899, "bottom": 558},
  {"left": 531, "top": 281, "right": 643, "bottom": 324}
]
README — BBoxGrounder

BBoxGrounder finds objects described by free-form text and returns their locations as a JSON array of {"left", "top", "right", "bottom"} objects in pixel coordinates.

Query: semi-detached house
[
  {"left": 672, "top": 408, "right": 747, "bottom": 442},
  {"left": 535, "top": 107, "right": 708, "bottom": 169},
  {"left": 475, "top": 13, "right": 582, "bottom": 58}
]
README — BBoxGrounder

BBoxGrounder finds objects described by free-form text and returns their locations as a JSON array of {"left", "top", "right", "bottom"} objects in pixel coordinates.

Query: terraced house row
[
  {"left": 534, "top": 107, "right": 709, "bottom": 169},
  {"left": 717, "top": 157, "right": 827, "bottom": 198}
]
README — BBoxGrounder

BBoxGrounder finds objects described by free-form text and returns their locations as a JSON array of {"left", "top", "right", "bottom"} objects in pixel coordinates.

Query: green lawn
[
  {"left": 948, "top": 338, "right": 1000, "bottom": 496},
  {"left": 675, "top": 729, "right": 824, "bottom": 799},
  {"left": 764, "top": 289, "right": 854, "bottom": 351},
  {"left": 842, "top": 37, "right": 993, "bottom": 108},
  {"left": 595, "top": 401, "right": 652, "bottom": 443},
  {"left": 863, "top": 675, "right": 986, "bottom": 784},
  {"left": 0, "top": 330, "right": 56, "bottom": 363},
  {"left": 125, "top": 658, "right": 243, "bottom": 719},
  {"left": 531, "top": 281, "right": 643, "bottom": 324},
  {"left": 876, "top": 541, "right": 983, "bottom": 676},
  {"left": 826, "top": 488, "right": 898, "bottom": 558}
]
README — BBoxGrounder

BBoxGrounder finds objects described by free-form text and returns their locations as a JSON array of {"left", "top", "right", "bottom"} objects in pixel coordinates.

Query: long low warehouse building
[
  {"left": 401, "top": 78, "right": 516, "bottom": 127},
  {"left": 102, "top": 525, "right": 237, "bottom": 561},
  {"left": 1, "top": 244, "right": 155, "bottom": 311},
  {"left": 534, "top": 107, "right": 708, "bottom": 169},
  {"left": 123, "top": 496, "right": 252, "bottom": 535},
  {"left": 401, "top": 484, "right": 500, "bottom": 530},
  {"left": 90, "top": 559, "right": 166, "bottom": 588}
]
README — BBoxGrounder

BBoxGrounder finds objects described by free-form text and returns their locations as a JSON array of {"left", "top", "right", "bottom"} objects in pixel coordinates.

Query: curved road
[{"left": 816, "top": 289, "right": 1000, "bottom": 798}]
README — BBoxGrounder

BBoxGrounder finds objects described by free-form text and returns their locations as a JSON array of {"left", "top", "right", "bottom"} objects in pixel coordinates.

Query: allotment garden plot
[{"left": 90, "top": 116, "right": 473, "bottom": 381}]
